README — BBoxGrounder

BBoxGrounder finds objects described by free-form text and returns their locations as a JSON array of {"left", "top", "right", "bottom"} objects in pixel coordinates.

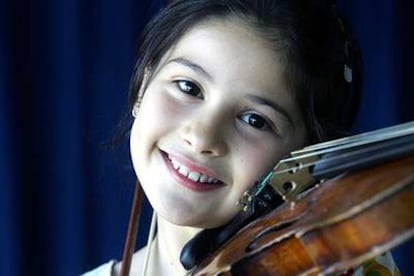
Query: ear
[{"left": 132, "top": 67, "right": 151, "bottom": 118}]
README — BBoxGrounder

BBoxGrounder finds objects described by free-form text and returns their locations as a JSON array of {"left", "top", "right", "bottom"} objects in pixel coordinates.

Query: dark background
[{"left": 1, "top": 0, "right": 413, "bottom": 275}]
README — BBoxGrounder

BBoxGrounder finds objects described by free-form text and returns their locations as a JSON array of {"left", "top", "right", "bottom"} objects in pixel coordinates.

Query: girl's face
[{"left": 130, "top": 18, "right": 306, "bottom": 229}]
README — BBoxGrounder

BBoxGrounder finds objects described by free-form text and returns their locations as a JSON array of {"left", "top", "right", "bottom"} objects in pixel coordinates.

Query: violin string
[
  {"left": 284, "top": 122, "right": 414, "bottom": 163},
  {"left": 142, "top": 210, "right": 157, "bottom": 276},
  {"left": 273, "top": 141, "right": 413, "bottom": 177},
  {"left": 293, "top": 121, "right": 414, "bottom": 155},
  {"left": 292, "top": 121, "right": 414, "bottom": 155},
  {"left": 272, "top": 134, "right": 414, "bottom": 177}
]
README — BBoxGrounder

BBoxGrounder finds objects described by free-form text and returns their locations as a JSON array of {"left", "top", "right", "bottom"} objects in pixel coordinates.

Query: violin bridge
[{"left": 269, "top": 155, "right": 320, "bottom": 204}]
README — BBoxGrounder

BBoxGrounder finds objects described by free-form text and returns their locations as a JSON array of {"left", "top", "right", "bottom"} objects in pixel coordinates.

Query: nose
[{"left": 179, "top": 112, "right": 229, "bottom": 157}]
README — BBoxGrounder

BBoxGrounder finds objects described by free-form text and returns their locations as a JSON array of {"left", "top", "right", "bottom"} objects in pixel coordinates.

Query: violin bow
[{"left": 120, "top": 181, "right": 144, "bottom": 276}]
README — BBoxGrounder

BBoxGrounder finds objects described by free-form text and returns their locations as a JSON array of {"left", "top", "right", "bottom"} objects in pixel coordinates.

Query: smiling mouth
[{"left": 167, "top": 155, "right": 222, "bottom": 184}]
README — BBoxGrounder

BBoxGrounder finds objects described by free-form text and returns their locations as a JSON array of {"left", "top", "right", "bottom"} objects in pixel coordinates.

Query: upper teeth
[{"left": 169, "top": 156, "right": 219, "bottom": 184}]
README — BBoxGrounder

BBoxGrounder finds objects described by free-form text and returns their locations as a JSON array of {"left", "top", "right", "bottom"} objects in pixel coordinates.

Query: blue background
[{"left": 1, "top": 0, "right": 413, "bottom": 275}]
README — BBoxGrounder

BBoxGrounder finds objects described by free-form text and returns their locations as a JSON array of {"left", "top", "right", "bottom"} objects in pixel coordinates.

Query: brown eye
[
  {"left": 174, "top": 80, "right": 203, "bottom": 98},
  {"left": 239, "top": 113, "right": 271, "bottom": 131}
]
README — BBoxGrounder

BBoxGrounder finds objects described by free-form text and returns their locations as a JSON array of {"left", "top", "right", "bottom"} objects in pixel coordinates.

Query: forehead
[
  {"left": 166, "top": 19, "right": 289, "bottom": 91},
  {"left": 176, "top": 19, "right": 283, "bottom": 75}
]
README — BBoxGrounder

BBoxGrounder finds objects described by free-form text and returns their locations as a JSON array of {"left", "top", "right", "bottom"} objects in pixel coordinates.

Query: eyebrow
[
  {"left": 168, "top": 57, "right": 213, "bottom": 80},
  {"left": 246, "top": 95, "right": 294, "bottom": 127}
]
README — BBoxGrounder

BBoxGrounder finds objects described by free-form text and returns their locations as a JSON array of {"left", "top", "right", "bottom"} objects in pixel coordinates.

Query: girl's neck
[
  {"left": 154, "top": 214, "right": 202, "bottom": 275},
  {"left": 116, "top": 214, "right": 201, "bottom": 275}
]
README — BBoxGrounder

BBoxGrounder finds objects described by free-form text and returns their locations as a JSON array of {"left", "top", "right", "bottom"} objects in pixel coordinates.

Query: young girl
[{"left": 84, "top": 0, "right": 399, "bottom": 275}]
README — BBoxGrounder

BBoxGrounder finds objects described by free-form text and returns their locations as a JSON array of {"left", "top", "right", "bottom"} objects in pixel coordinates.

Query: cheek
[
  {"left": 129, "top": 120, "right": 146, "bottom": 172},
  {"left": 232, "top": 140, "right": 286, "bottom": 194},
  {"left": 233, "top": 131, "right": 306, "bottom": 195},
  {"left": 133, "top": 89, "right": 176, "bottom": 137},
  {"left": 130, "top": 87, "right": 184, "bottom": 167},
  {"left": 229, "top": 122, "right": 306, "bottom": 207}
]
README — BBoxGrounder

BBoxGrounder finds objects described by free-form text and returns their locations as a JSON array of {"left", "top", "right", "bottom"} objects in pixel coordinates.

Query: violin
[
  {"left": 179, "top": 121, "right": 414, "bottom": 275},
  {"left": 119, "top": 121, "right": 414, "bottom": 275}
]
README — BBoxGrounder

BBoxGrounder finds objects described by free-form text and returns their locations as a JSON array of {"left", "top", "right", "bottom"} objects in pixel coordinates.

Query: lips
[
  {"left": 160, "top": 150, "right": 225, "bottom": 192},
  {"left": 169, "top": 156, "right": 220, "bottom": 184}
]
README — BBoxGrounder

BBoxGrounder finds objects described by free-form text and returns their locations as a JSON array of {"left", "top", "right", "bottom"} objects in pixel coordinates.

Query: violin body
[{"left": 192, "top": 155, "right": 414, "bottom": 275}]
